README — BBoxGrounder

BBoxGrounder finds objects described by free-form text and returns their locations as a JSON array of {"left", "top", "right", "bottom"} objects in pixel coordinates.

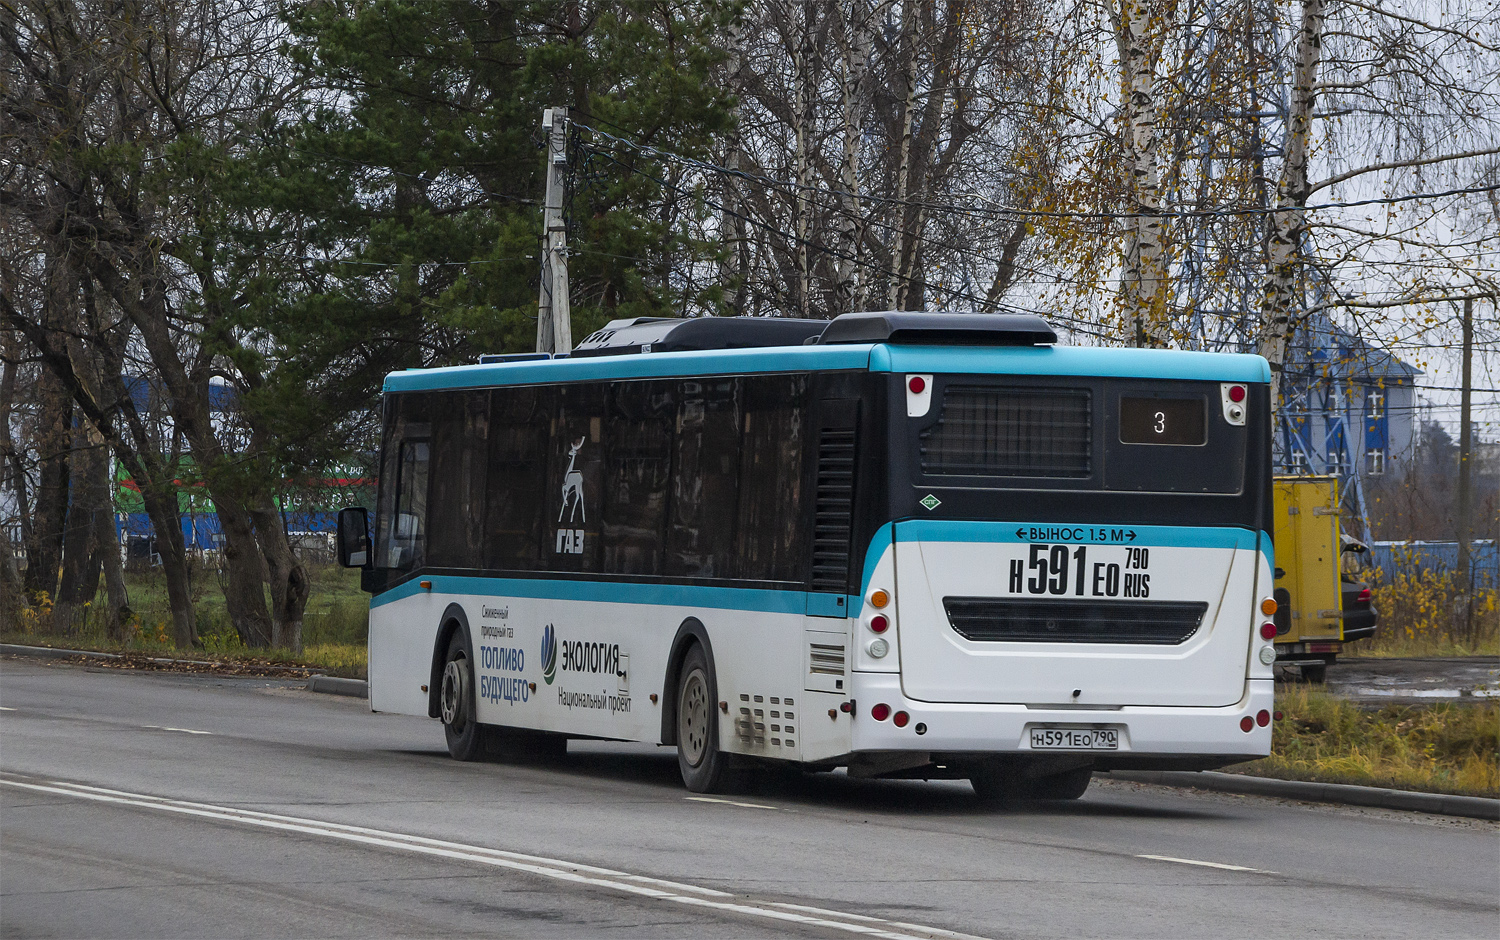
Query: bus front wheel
[
  {"left": 440, "top": 633, "right": 486, "bottom": 761},
  {"left": 676, "top": 644, "right": 727, "bottom": 793}
]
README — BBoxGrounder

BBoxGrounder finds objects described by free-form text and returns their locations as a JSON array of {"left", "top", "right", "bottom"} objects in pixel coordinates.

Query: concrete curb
[
  {"left": 1, "top": 642, "right": 308, "bottom": 676},
  {"left": 1105, "top": 770, "right": 1499, "bottom": 821},
  {"left": 2, "top": 643, "right": 123, "bottom": 662},
  {"left": 1, "top": 642, "right": 218, "bottom": 669},
  {"left": 306, "top": 676, "right": 369, "bottom": 698}
]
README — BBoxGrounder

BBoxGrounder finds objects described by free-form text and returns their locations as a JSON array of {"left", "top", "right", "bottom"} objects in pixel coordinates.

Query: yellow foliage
[{"left": 1356, "top": 549, "right": 1499, "bottom": 656}]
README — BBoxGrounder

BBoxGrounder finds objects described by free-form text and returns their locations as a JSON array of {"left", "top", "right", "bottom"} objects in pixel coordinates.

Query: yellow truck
[{"left": 1271, "top": 476, "right": 1378, "bottom": 682}]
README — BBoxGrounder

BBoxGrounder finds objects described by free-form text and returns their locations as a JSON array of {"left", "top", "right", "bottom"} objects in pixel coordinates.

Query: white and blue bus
[{"left": 338, "top": 312, "right": 1277, "bottom": 799}]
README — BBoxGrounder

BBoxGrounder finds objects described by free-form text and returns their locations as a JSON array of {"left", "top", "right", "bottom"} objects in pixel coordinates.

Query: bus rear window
[{"left": 919, "top": 385, "right": 1091, "bottom": 478}]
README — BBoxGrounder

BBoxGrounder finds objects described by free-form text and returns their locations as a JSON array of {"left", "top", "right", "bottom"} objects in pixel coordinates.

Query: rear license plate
[{"left": 1029, "top": 727, "right": 1119, "bottom": 750}]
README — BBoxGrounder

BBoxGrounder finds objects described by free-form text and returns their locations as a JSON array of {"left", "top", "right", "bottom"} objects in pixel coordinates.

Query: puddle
[
  {"left": 1317, "top": 658, "right": 1500, "bottom": 702},
  {"left": 1344, "top": 687, "right": 1500, "bottom": 699}
]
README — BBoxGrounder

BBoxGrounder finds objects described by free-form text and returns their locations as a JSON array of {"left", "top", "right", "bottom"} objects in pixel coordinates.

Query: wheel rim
[
  {"left": 678, "top": 668, "right": 709, "bottom": 767},
  {"left": 441, "top": 657, "right": 468, "bottom": 730}
]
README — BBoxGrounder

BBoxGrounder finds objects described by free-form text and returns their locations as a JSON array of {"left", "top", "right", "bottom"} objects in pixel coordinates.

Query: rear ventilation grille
[
  {"left": 812, "top": 427, "right": 856, "bottom": 591},
  {"left": 944, "top": 598, "right": 1208, "bottom": 645},
  {"left": 808, "top": 642, "right": 847, "bottom": 675},
  {"left": 920, "top": 385, "right": 1091, "bottom": 477}
]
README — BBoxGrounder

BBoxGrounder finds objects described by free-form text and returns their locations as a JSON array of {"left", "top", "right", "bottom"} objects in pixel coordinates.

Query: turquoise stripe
[
  {"left": 372, "top": 522, "right": 1271, "bottom": 613},
  {"left": 370, "top": 573, "right": 821, "bottom": 614},
  {"left": 383, "top": 343, "right": 1270, "bottom": 392},
  {"left": 891, "top": 520, "right": 1261, "bottom": 549}
]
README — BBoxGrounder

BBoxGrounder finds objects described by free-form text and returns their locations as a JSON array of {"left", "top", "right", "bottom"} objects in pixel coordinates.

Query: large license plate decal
[{"left": 1029, "top": 727, "right": 1119, "bottom": 750}]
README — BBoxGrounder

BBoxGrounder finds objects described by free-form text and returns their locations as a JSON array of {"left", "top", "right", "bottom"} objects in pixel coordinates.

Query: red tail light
[
  {"left": 908, "top": 376, "right": 926, "bottom": 394},
  {"left": 1259, "top": 622, "right": 1277, "bottom": 640},
  {"left": 1256, "top": 709, "right": 1271, "bottom": 727},
  {"left": 893, "top": 711, "right": 910, "bottom": 728},
  {"left": 1228, "top": 385, "right": 1246, "bottom": 403},
  {"left": 871, "top": 703, "right": 891, "bottom": 721},
  {"left": 1356, "top": 587, "right": 1371, "bottom": 603},
  {"left": 870, "top": 615, "right": 889, "bottom": 634},
  {"left": 1240, "top": 716, "right": 1254, "bottom": 733}
]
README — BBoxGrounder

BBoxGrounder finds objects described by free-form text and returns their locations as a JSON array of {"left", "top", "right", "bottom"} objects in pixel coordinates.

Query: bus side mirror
[{"left": 337, "top": 507, "right": 370, "bottom": 568}]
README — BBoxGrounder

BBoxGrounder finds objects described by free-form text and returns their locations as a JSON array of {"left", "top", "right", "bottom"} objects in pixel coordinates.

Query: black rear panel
[
  {"left": 888, "top": 374, "right": 1273, "bottom": 535},
  {"left": 944, "top": 597, "right": 1209, "bottom": 644}
]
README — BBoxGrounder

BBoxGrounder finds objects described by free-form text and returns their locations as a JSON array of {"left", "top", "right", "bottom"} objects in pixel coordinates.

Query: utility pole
[
  {"left": 1455, "top": 296, "right": 1473, "bottom": 624},
  {"left": 537, "top": 107, "right": 572, "bottom": 355}
]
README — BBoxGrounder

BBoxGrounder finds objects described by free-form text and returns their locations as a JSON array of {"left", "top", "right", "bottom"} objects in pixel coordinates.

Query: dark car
[
  {"left": 1339, "top": 535, "right": 1378, "bottom": 643},
  {"left": 1341, "top": 574, "right": 1378, "bottom": 642}
]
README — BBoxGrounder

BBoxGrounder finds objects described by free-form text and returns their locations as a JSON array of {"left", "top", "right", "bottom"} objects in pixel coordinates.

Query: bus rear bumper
[{"left": 847, "top": 673, "right": 1273, "bottom": 766}]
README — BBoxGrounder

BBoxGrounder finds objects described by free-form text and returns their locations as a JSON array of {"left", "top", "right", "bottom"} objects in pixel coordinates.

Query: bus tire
[
  {"left": 440, "top": 632, "right": 486, "bottom": 761},
  {"left": 675, "top": 643, "right": 727, "bottom": 793},
  {"left": 968, "top": 760, "right": 1028, "bottom": 805},
  {"left": 1030, "top": 767, "right": 1092, "bottom": 801}
]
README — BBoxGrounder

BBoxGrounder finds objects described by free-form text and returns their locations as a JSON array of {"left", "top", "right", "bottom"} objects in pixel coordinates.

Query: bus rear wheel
[
  {"left": 676, "top": 644, "right": 727, "bottom": 793},
  {"left": 440, "top": 633, "right": 486, "bottom": 761},
  {"left": 968, "top": 760, "right": 1028, "bottom": 805},
  {"left": 1030, "top": 766, "right": 1092, "bottom": 801}
]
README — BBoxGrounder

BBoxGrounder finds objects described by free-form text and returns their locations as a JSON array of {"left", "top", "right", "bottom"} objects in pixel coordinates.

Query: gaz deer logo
[
  {"left": 555, "top": 437, "right": 587, "bottom": 554},
  {"left": 558, "top": 437, "right": 586, "bottom": 523}
]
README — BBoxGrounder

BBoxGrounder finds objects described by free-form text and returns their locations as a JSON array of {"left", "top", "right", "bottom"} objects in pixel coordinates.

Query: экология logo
[{"left": 540, "top": 623, "right": 557, "bottom": 685}]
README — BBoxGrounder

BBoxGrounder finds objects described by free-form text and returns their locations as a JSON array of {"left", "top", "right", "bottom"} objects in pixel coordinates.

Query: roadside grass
[
  {"left": 1233, "top": 685, "right": 1500, "bottom": 798},
  {"left": 2, "top": 563, "right": 368, "bottom": 678}
]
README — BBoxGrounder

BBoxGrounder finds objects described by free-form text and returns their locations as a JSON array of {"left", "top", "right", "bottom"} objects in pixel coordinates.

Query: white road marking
[
  {"left": 0, "top": 706, "right": 15, "bottom": 711},
  {"left": 143, "top": 726, "right": 214, "bottom": 735},
  {"left": 685, "top": 795, "right": 779, "bottom": 810},
  {"left": 0, "top": 774, "right": 986, "bottom": 940},
  {"left": 1137, "top": 854, "right": 1273, "bottom": 874}
]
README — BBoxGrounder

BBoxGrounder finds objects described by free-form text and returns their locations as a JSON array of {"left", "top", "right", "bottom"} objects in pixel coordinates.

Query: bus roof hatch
[
  {"left": 817, "top": 312, "right": 1057, "bottom": 347},
  {"left": 571, "top": 316, "right": 828, "bottom": 357}
]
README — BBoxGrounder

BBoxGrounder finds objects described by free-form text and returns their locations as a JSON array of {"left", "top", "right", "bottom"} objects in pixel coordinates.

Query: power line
[
  {"left": 580, "top": 144, "right": 1121, "bottom": 342},
  {"left": 575, "top": 122, "right": 1500, "bottom": 223}
]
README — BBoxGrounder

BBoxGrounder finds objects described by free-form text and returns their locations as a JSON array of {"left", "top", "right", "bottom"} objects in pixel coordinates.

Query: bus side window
[
  {"left": 667, "top": 378, "right": 742, "bottom": 578},
  {"left": 374, "top": 393, "right": 431, "bottom": 574},
  {"left": 390, "top": 440, "right": 430, "bottom": 571},
  {"left": 737, "top": 375, "right": 808, "bottom": 582},
  {"left": 427, "top": 391, "right": 488, "bottom": 569},
  {"left": 601, "top": 381, "right": 673, "bottom": 575},
  {"left": 485, "top": 386, "right": 553, "bottom": 571},
  {"left": 545, "top": 383, "right": 605, "bottom": 571}
]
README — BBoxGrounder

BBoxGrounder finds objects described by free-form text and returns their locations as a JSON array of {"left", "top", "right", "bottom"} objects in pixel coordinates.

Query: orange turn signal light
[
  {"left": 870, "top": 589, "right": 890, "bottom": 609},
  {"left": 1260, "top": 597, "right": 1277, "bottom": 616}
]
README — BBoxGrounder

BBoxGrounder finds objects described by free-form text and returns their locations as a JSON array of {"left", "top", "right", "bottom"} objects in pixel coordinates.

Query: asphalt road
[{"left": 1, "top": 659, "right": 1495, "bottom": 939}]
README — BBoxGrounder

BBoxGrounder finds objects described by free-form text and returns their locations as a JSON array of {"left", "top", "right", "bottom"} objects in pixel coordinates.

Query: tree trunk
[
  {"left": 1116, "top": 0, "right": 1171, "bottom": 347},
  {"left": 25, "top": 366, "right": 71, "bottom": 607},
  {"left": 213, "top": 494, "right": 275, "bottom": 647},
  {"left": 54, "top": 423, "right": 106, "bottom": 633},
  {"left": 791, "top": 0, "right": 817, "bottom": 318},
  {"left": 0, "top": 340, "right": 22, "bottom": 621},
  {"left": 99, "top": 465, "right": 130, "bottom": 642},
  {"left": 834, "top": 0, "right": 874, "bottom": 314},
  {"left": 888, "top": 5, "right": 919, "bottom": 311},
  {"left": 1257, "top": 0, "right": 1324, "bottom": 414},
  {"left": 251, "top": 499, "right": 309, "bottom": 652}
]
